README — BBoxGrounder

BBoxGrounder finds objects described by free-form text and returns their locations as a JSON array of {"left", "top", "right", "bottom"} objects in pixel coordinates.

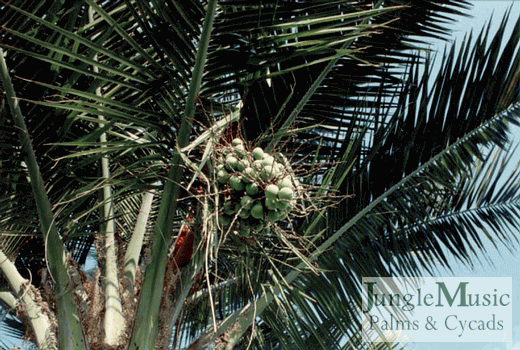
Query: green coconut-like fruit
[
  {"left": 261, "top": 155, "right": 275, "bottom": 166},
  {"left": 218, "top": 215, "right": 231, "bottom": 226},
  {"left": 237, "top": 159, "right": 250, "bottom": 172},
  {"left": 267, "top": 210, "right": 281, "bottom": 222},
  {"left": 277, "top": 187, "right": 293, "bottom": 200},
  {"left": 240, "top": 195, "right": 254, "bottom": 210},
  {"left": 242, "top": 167, "right": 255, "bottom": 182},
  {"left": 266, "top": 164, "right": 282, "bottom": 180},
  {"left": 217, "top": 169, "right": 229, "bottom": 184},
  {"left": 229, "top": 175, "right": 244, "bottom": 191},
  {"left": 277, "top": 176, "right": 293, "bottom": 189},
  {"left": 252, "top": 147, "right": 264, "bottom": 160},
  {"left": 265, "top": 184, "right": 279, "bottom": 199},
  {"left": 265, "top": 197, "right": 277, "bottom": 210},
  {"left": 246, "top": 182, "right": 259, "bottom": 196},
  {"left": 251, "top": 203, "right": 264, "bottom": 219},
  {"left": 231, "top": 138, "right": 243, "bottom": 147},
  {"left": 225, "top": 155, "right": 239, "bottom": 171},
  {"left": 239, "top": 209, "right": 250, "bottom": 219},
  {"left": 261, "top": 165, "right": 275, "bottom": 180},
  {"left": 234, "top": 144, "right": 246, "bottom": 158},
  {"left": 252, "top": 160, "right": 263, "bottom": 172},
  {"left": 224, "top": 206, "right": 236, "bottom": 216},
  {"left": 239, "top": 227, "right": 251, "bottom": 237},
  {"left": 273, "top": 164, "right": 284, "bottom": 177},
  {"left": 216, "top": 156, "right": 226, "bottom": 168},
  {"left": 275, "top": 200, "right": 290, "bottom": 211}
]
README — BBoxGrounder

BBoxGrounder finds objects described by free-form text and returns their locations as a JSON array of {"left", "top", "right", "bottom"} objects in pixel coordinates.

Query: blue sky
[{"left": 404, "top": 1, "right": 520, "bottom": 350}]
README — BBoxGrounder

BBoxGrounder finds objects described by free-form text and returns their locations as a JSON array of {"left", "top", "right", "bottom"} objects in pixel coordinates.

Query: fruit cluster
[{"left": 215, "top": 138, "right": 297, "bottom": 237}]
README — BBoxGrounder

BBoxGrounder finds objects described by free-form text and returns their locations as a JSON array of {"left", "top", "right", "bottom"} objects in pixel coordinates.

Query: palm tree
[{"left": 1, "top": 0, "right": 520, "bottom": 349}]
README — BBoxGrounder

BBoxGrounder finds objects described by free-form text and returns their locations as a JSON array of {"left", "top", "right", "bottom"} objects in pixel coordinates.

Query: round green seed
[
  {"left": 265, "top": 184, "right": 279, "bottom": 199},
  {"left": 231, "top": 138, "right": 243, "bottom": 147},
  {"left": 251, "top": 203, "right": 264, "bottom": 219},
  {"left": 229, "top": 175, "right": 244, "bottom": 191},
  {"left": 252, "top": 147, "right": 264, "bottom": 160},
  {"left": 246, "top": 182, "right": 260, "bottom": 196}
]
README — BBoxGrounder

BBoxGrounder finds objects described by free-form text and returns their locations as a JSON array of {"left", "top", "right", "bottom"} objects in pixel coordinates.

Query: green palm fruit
[
  {"left": 234, "top": 144, "right": 246, "bottom": 158},
  {"left": 246, "top": 182, "right": 259, "bottom": 196},
  {"left": 242, "top": 167, "right": 255, "bottom": 182},
  {"left": 265, "top": 184, "right": 279, "bottom": 199},
  {"left": 273, "top": 163, "right": 284, "bottom": 177},
  {"left": 278, "top": 187, "right": 293, "bottom": 200},
  {"left": 229, "top": 174, "right": 244, "bottom": 191},
  {"left": 237, "top": 159, "right": 250, "bottom": 172},
  {"left": 224, "top": 201, "right": 236, "bottom": 216},
  {"left": 225, "top": 155, "right": 239, "bottom": 171},
  {"left": 216, "top": 157, "right": 226, "bottom": 168},
  {"left": 218, "top": 215, "right": 231, "bottom": 226},
  {"left": 217, "top": 168, "right": 229, "bottom": 184},
  {"left": 261, "top": 165, "right": 274, "bottom": 180},
  {"left": 240, "top": 195, "right": 254, "bottom": 210},
  {"left": 267, "top": 210, "right": 280, "bottom": 222},
  {"left": 239, "top": 227, "right": 251, "bottom": 237},
  {"left": 239, "top": 209, "right": 250, "bottom": 219},
  {"left": 277, "top": 176, "right": 293, "bottom": 189},
  {"left": 261, "top": 155, "right": 275, "bottom": 166},
  {"left": 231, "top": 138, "right": 243, "bottom": 147},
  {"left": 253, "top": 160, "right": 263, "bottom": 171},
  {"left": 265, "top": 197, "right": 277, "bottom": 210},
  {"left": 275, "top": 200, "right": 290, "bottom": 211},
  {"left": 251, "top": 203, "right": 264, "bottom": 219},
  {"left": 252, "top": 147, "right": 264, "bottom": 160}
]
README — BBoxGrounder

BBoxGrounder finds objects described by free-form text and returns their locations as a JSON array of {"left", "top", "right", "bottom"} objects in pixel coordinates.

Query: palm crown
[{"left": 1, "top": 1, "right": 520, "bottom": 349}]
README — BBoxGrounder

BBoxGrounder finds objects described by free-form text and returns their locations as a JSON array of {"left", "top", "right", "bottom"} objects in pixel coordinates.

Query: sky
[{"left": 401, "top": 1, "right": 520, "bottom": 350}]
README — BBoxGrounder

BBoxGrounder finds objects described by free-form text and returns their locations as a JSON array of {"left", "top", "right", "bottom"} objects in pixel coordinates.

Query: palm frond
[{"left": 188, "top": 9, "right": 520, "bottom": 349}]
